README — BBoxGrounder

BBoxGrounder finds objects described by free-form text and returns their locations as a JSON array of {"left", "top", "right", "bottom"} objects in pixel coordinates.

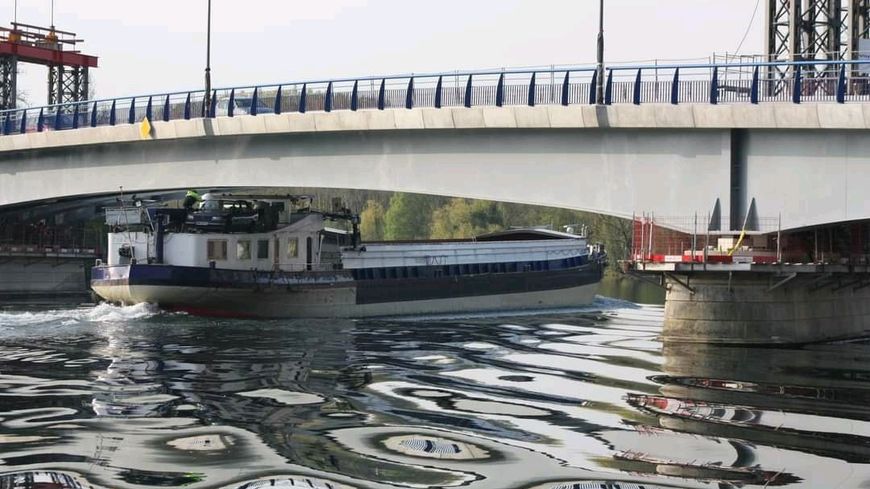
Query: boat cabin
[{"left": 104, "top": 193, "right": 357, "bottom": 272}]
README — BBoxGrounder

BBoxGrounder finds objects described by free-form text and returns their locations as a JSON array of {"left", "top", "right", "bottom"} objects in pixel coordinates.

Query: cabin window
[
  {"left": 286, "top": 237, "right": 298, "bottom": 258},
  {"left": 257, "top": 240, "right": 269, "bottom": 259},
  {"left": 207, "top": 240, "right": 227, "bottom": 261},
  {"left": 237, "top": 240, "right": 251, "bottom": 260}
]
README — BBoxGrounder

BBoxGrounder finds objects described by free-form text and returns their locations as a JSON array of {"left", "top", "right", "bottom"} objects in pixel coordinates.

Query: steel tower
[{"left": 766, "top": 0, "right": 870, "bottom": 75}]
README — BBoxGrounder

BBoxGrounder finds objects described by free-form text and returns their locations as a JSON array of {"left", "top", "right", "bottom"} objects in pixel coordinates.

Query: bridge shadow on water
[{"left": 0, "top": 299, "right": 868, "bottom": 488}]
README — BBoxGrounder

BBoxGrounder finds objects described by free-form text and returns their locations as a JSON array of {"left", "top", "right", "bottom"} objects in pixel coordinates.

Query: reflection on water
[{"left": 0, "top": 299, "right": 869, "bottom": 488}]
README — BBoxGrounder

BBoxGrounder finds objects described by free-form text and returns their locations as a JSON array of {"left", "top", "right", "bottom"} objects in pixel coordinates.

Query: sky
[{"left": 2, "top": 0, "right": 764, "bottom": 104}]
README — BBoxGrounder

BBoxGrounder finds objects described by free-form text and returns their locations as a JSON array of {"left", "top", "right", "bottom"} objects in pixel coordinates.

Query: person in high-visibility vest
[{"left": 182, "top": 190, "right": 201, "bottom": 211}]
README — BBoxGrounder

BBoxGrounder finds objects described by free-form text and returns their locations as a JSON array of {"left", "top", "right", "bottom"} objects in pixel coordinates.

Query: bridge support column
[
  {"left": 48, "top": 65, "right": 88, "bottom": 107},
  {"left": 729, "top": 129, "right": 748, "bottom": 231},
  {"left": 662, "top": 269, "right": 870, "bottom": 344},
  {"left": 0, "top": 55, "right": 17, "bottom": 110}
]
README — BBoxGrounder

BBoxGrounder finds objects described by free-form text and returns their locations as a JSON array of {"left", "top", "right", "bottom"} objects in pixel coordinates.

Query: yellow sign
[{"left": 140, "top": 116, "right": 152, "bottom": 139}]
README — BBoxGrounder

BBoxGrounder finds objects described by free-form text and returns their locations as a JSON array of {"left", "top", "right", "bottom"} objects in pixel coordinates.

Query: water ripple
[{"left": 0, "top": 302, "right": 867, "bottom": 488}]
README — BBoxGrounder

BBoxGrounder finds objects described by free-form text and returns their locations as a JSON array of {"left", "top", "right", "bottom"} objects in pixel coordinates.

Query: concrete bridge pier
[
  {"left": 0, "top": 249, "right": 97, "bottom": 302},
  {"left": 658, "top": 266, "right": 870, "bottom": 344}
]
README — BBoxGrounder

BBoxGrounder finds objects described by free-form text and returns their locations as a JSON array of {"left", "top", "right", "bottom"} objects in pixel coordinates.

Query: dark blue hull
[{"left": 91, "top": 257, "right": 605, "bottom": 318}]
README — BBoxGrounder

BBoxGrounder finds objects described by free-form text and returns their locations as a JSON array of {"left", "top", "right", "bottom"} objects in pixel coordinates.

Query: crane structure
[{"left": 0, "top": 22, "right": 98, "bottom": 110}]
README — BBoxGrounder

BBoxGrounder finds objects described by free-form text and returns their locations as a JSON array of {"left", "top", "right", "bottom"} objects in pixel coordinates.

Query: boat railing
[{"left": 271, "top": 262, "right": 344, "bottom": 273}]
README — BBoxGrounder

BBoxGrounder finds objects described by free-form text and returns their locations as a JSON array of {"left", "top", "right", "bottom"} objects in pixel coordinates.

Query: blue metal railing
[{"left": 1, "top": 59, "right": 869, "bottom": 136}]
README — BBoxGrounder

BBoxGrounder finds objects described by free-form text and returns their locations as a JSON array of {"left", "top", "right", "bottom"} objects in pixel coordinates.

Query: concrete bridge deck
[
  {"left": 2, "top": 102, "right": 870, "bottom": 234},
  {"left": 1, "top": 103, "right": 868, "bottom": 154},
  {"left": 3, "top": 58, "right": 870, "bottom": 233}
]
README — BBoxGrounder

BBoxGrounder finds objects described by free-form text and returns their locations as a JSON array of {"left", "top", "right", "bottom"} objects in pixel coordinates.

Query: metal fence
[
  {"left": 0, "top": 223, "right": 103, "bottom": 257},
  {"left": 0, "top": 59, "right": 869, "bottom": 136},
  {"left": 631, "top": 214, "right": 782, "bottom": 264}
]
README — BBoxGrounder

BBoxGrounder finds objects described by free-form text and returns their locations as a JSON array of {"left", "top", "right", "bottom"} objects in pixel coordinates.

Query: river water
[{"left": 0, "top": 293, "right": 869, "bottom": 488}]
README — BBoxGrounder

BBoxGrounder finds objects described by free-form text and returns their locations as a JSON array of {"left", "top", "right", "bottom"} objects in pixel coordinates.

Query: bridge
[
  {"left": 2, "top": 59, "right": 870, "bottom": 234},
  {"left": 4, "top": 0, "right": 870, "bottom": 343}
]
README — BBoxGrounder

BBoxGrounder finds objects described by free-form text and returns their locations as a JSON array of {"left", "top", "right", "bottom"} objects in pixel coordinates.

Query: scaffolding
[
  {"left": 0, "top": 22, "right": 97, "bottom": 110},
  {"left": 631, "top": 214, "right": 781, "bottom": 265},
  {"left": 765, "top": 0, "right": 870, "bottom": 94}
]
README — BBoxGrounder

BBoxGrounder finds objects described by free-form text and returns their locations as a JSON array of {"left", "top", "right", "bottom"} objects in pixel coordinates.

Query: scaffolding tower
[
  {"left": 0, "top": 22, "right": 97, "bottom": 110},
  {"left": 766, "top": 0, "right": 870, "bottom": 81}
]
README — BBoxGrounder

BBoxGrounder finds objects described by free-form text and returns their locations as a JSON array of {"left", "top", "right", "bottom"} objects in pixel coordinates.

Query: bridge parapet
[{"left": 0, "top": 59, "right": 868, "bottom": 138}]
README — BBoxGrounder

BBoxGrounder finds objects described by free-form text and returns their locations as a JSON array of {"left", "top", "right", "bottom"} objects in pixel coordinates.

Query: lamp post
[
  {"left": 596, "top": 0, "right": 605, "bottom": 105},
  {"left": 204, "top": 0, "right": 212, "bottom": 115}
]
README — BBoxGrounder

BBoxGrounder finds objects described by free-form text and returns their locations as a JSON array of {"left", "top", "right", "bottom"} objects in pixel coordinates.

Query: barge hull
[
  {"left": 91, "top": 263, "right": 603, "bottom": 318},
  {"left": 91, "top": 282, "right": 599, "bottom": 318}
]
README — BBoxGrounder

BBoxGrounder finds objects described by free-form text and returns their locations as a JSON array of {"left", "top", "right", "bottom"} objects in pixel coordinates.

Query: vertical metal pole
[
  {"left": 848, "top": 0, "right": 858, "bottom": 63},
  {"left": 596, "top": 0, "right": 605, "bottom": 104},
  {"left": 827, "top": 0, "right": 843, "bottom": 61},
  {"left": 204, "top": 0, "right": 212, "bottom": 116},
  {"left": 550, "top": 65, "right": 555, "bottom": 103},
  {"left": 704, "top": 212, "right": 710, "bottom": 269},
  {"left": 648, "top": 213, "right": 654, "bottom": 260},
  {"left": 777, "top": 213, "right": 782, "bottom": 262},
  {"left": 693, "top": 213, "right": 698, "bottom": 266},
  {"left": 1, "top": 56, "right": 18, "bottom": 110},
  {"left": 638, "top": 213, "right": 645, "bottom": 262},
  {"left": 631, "top": 212, "right": 636, "bottom": 260},
  {"left": 789, "top": 0, "right": 802, "bottom": 62}
]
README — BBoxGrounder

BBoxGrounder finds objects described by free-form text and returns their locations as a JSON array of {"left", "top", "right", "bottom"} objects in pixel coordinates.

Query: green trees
[
  {"left": 359, "top": 200, "right": 386, "bottom": 241},
  {"left": 384, "top": 193, "right": 442, "bottom": 240},
  {"left": 590, "top": 214, "right": 633, "bottom": 262},
  {"left": 431, "top": 198, "right": 505, "bottom": 239}
]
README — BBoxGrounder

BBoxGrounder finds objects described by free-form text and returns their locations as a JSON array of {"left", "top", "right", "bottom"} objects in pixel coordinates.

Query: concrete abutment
[
  {"left": 0, "top": 257, "right": 94, "bottom": 302},
  {"left": 662, "top": 269, "right": 870, "bottom": 344}
]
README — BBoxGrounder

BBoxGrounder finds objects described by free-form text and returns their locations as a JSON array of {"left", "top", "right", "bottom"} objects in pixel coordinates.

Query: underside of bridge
[
  {"left": 5, "top": 124, "right": 870, "bottom": 233},
  {"left": 0, "top": 127, "right": 735, "bottom": 223}
]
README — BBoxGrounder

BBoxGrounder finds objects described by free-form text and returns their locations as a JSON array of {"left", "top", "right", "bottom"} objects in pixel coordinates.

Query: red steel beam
[{"left": 0, "top": 41, "right": 97, "bottom": 68}]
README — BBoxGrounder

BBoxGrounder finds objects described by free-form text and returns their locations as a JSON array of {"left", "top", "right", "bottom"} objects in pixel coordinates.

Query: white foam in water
[
  {"left": 0, "top": 302, "right": 161, "bottom": 328},
  {"left": 84, "top": 302, "right": 159, "bottom": 322}
]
